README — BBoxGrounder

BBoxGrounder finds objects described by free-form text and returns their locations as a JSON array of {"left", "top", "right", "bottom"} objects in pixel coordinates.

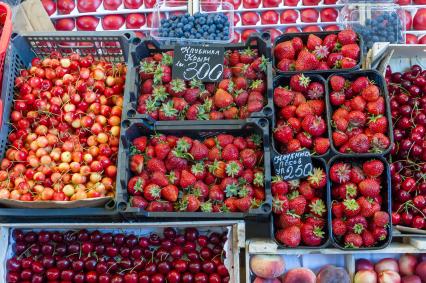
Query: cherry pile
[
  {"left": 6, "top": 228, "right": 230, "bottom": 283},
  {"left": 386, "top": 64, "right": 426, "bottom": 230},
  {"left": 0, "top": 53, "right": 126, "bottom": 202},
  {"left": 273, "top": 74, "right": 330, "bottom": 156},
  {"left": 272, "top": 163, "right": 328, "bottom": 248},
  {"left": 137, "top": 49, "right": 268, "bottom": 120},
  {"left": 128, "top": 133, "right": 265, "bottom": 212}
]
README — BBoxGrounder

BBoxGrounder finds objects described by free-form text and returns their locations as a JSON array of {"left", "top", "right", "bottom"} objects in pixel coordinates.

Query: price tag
[
  {"left": 172, "top": 45, "right": 224, "bottom": 82},
  {"left": 273, "top": 150, "right": 313, "bottom": 181}
]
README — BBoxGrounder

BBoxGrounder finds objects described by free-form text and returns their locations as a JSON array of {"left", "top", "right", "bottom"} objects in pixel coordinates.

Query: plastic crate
[
  {"left": 122, "top": 32, "right": 273, "bottom": 124},
  {"left": 327, "top": 155, "right": 392, "bottom": 250},
  {"left": 325, "top": 69, "right": 394, "bottom": 157},
  {"left": 273, "top": 30, "right": 364, "bottom": 76},
  {"left": 0, "top": 31, "right": 133, "bottom": 218},
  {"left": 116, "top": 117, "right": 272, "bottom": 218},
  {"left": 0, "top": 2, "right": 12, "bottom": 124}
]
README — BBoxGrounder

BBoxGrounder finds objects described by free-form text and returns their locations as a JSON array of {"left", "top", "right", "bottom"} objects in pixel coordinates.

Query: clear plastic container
[
  {"left": 150, "top": 0, "right": 234, "bottom": 45},
  {"left": 340, "top": 3, "right": 406, "bottom": 51}
]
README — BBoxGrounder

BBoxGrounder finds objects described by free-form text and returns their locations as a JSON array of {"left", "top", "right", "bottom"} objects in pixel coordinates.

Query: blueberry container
[
  {"left": 122, "top": 32, "right": 273, "bottom": 124},
  {"left": 325, "top": 69, "right": 394, "bottom": 157},
  {"left": 116, "top": 117, "right": 272, "bottom": 218},
  {"left": 327, "top": 155, "right": 392, "bottom": 250},
  {"left": 0, "top": 32, "right": 133, "bottom": 219},
  {"left": 273, "top": 30, "right": 363, "bottom": 77},
  {"left": 271, "top": 157, "right": 331, "bottom": 249},
  {"left": 272, "top": 74, "right": 332, "bottom": 160}
]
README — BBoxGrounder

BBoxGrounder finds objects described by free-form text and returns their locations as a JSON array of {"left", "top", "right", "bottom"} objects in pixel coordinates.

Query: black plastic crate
[
  {"left": 271, "top": 157, "right": 331, "bottom": 249},
  {"left": 122, "top": 33, "right": 273, "bottom": 124},
  {"left": 116, "top": 117, "right": 272, "bottom": 218},
  {"left": 327, "top": 155, "right": 392, "bottom": 250},
  {"left": 0, "top": 31, "right": 133, "bottom": 218},
  {"left": 272, "top": 74, "right": 332, "bottom": 160},
  {"left": 273, "top": 30, "right": 364, "bottom": 77},
  {"left": 325, "top": 70, "right": 394, "bottom": 157}
]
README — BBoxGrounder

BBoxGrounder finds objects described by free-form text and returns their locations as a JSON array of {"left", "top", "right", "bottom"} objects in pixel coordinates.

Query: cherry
[
  {"left": 392, "top": 212, "right": 401, "bottom": 225},
  {"left": 123, "top": 272, "right": 138, "bottom": 283},
  {"left": 202, "top": 261, "right": 216, "bottom": 274},
  {"left": 138, "top": 273, "right": 150, "bottom": 283},
  {"left": 173, "top": 259, "right": 188, "bottom": 273},
  {"left": 86, "top": 271, "right": 98, "bottom": 283},
  {"left": 402, "top": 177, "right": 416, "bottom": 192},
  {"left": 138, "top": 237, "right": 149, "bottom": 248},
  {"left": 113, "top": 233, "right": 125, "bottom": 246},
  {"left": 182, "top": 272, "right": 194, "bottom": 283},
  {"left": 184, "top": 228, "right": 199, "bottom": 241},
  {"left": 170, "top": 246, "right": 184, "bottom": 259},
  {"left": 72, "top": 260, "right": 84, "bottom": 271},
  {"left": 125, "top": 235, "right": 138, "bottom": 247},
  {"left": 194, "top": 273, "right": 208, "bottom": 283},
  {"left": 208, "top": 273, "right": 221, "bottom": 283},
  {"left": 101, "top": 233, "right": 113, "bottom": 244},
  {"left": 189, "top": 261, "right": 201, "bottom": 273},
  {"left": 151, "top": 273, "right": 165, "bottom": 283},
  {"left": 90, "top": 230, "right": 102, "bottom": 243},
  {"left": 12, "top": 229, "right": 25, "bottom": 242},
  {"left": 158, "top": 261, "right": 171, "bottom": 274},
  {"left": 167, "top": 270, "right": 181, "bottom": 283},
  {"left": 31, "top": 261, "right": 44, "bottom": 274},
  {"left": 149, "top": 233, "right": 161, "bottom": 245},
  {"left": 402, "top": 211, "right": 414, "bottom": 225},
  {"left": 163, "top": 228, "right": 177, "bottom": 239},
  {"left": 412, "top": 215, "right": 425, "bottom": 229}
]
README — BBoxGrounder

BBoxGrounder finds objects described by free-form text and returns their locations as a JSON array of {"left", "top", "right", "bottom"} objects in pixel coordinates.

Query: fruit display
[
  {"left": 274, "top": 30, "right": 361, "bottom": 72},
  {"left": 5, "top": 227, "right": 232, "bottom": 282},
  {"left": 385, "top": 64, "right": 426, "bottom": 230},
  {"left": 328, "top": 72, "right": 392, "bottom": 155},
  {"left": 397, "top": 2, "right": 426, "bottom": 44},
  {"left": 123, "top": 123, "right": 267, "bottom": 213},
  {"left": 329, "top": 157, "right": 391, "bottom": 249},
  {"left": 272, "top": 159, "right": 328, "bottom": 248},
  {"left": 0, "top": 51, "right": 126, "bottom": 204},
  {"left": 354, "top": 254, "right": 426, "bottom": 283},
  {"left": 273, "top": 74, "right": 330, "bottom": 156},
  {"left": 136, "top": 47, "right": 269, "bottom": 121}
]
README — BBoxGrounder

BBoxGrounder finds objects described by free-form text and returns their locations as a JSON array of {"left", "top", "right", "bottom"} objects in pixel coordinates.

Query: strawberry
[
  {"left": 309, "top": 198, "right": 326, "bottom": 217},
  {"left": 368, "top": 115, "right": 388, "bottom": 134},
  {"left": 297, "top": 132, "right": 313, "bottom": 149},
  {"left": 275, "top": 226, "right": 301, "bottom": 247},
  {"left": 367, "top": 97, "right": 385, "bottom": 115},
  {"left": 330, "top": 91, "right": 345, "bottom": 106},
  {"left": 306, "top": 82, "right": 325, "bottom": 99},
  {"left": 279, "top": 105, "right": 297, "bottom": 120},
  {"left": 272, "top": 195, "right": 289, "bottom": 214},
  {"left": 217, "top": 134, "right": 234, "bottom": 147},
  {"left": 307, "top": 99, "right": 325, "bottom": 115},
  {"left": 301, "top": 224, "right": 324, "bottom": 246},
  {"left": 323, "top": 34, "right": 339, "bottom": 51},
  {"left": 213, "top": 89, "right": 234, "bottom": 108},
  {"left": 146, "top": 201, "right": 166, "bottom": 212},
  {"left": 313, "top": 137, "right": 330, "bottom": 155},
  {"left": 373, "top": 211, "right": 389, "bottom": 227},
  {"left": 305, "top": 216, "right": 325, "bottom": 228},
  {"left": 143, "top": 184, "right": 161, "bottom": 201},
  {"left": 372, "top": 227, "right": 387, "bottom": 241},
  {"left": 349, "top": 96, "right": 366, "bottom": 112},
  {"left": 295, "top": 49, "right": 319, "bottom": 71},
  {"left": 295, "top": 103, "right": 314, "bottom": 118},
  {"left": 222, "top": 144, "right": 239, "bottom": 161},
  {"left": 127, "top": 176, "right": 145, "bottom": 196},
  {"left": 130, "top": 196, "right": 148, "bottom": 209},
  {"left": 371, "top": 133, "right": 390, "bottom": 151},
  {"left": 209, "top": 160, "right": 226, "bottom": 178},
  {"left": 344, "top": 233, "right": 363, "bottom": 248},
  {"left": 293, "top": 92, "right": 306, "bottom": 106},
  {"left": 307, "top": 167, "right": 326, "bottom": 189},
  {"left": 235, "top": 196, "right": 253, "bottom": 212},
  {"left": 341, "top": 44, "right": 360, "bottom": 60},
  {"left": 130, "top": 154, "right": 144, "bottom": 174},
  {"left": 165, "top": 151, "right": 188, "bottom": 171},
  {"left": 168, "top": 79, "right": 186, "bottom": 97},
  {"left": 362, "top": 160, "right": 384, "bottom": 179},
  {"left": 178, "top": 194, "right": 200, "bottom": 212},
  {"left": 273, "top": 87, "right": 294, "bottom": 108},
  {"left": 289, "top": 193, "right": 307, "bottom": 215},
  {"left": 161, "top": 185, "right": 178, "bottom": 202},
  {"left": 361, "top": 230, "right": 375, "bottom": 247},
  {"left": 332, "top": 219, "right": 346, "bottom": 236},
  {"left": 346, "top": 215, "right": 368, "bottom": 234},
  {"left": 341, "top": 57, "right": 357, "bottom": 69},
  {"left": 154, "top": 143, "right": 171, "bottom": 160},
  {"left": 361, "top": 85, "right": 380, "bottom": 102},
  {"left": 351, "top": 77, "right": 370, "bottom": 94},
  {"left": 224, "top": 197, "right": 238, "bottom": 212},
  {"left": 277, "top": 212, "right": 301, "bottom": 228},
  {"left": 290, "top": 74, "right": 311, "bottom": 92},
  {"left": 209, "top": 186, "right": 225, "bottom": 202},
  {"left": 235, "top": 77, "right": 248, "bottom": 90},
  {"left": 225, "top": 161, "right": 243, "bottom": 178},
  {"left": 151, "top": 171, "right": 169, "bottom": 187},
  {"left": 358, "top": 178, "right": 381, "bottom": 198},
  {"left": 307, "top": 34, "right": 322, "bottom": 51},
  {"left": 343, "top": 198, "right": 360, "bottom": 217},
  {"left": 332, "top": 108, "right": 349, "bottom": 121},
  {"left": 228, "top": 50, "right": 240, "bottom": 66},
  {"left": 272, "top": 176, "right": 289, "bottom": 196},
  {"left": 274, "top": 41, "right": 296, "bottom": 61},
  {"left": 208, "top": 147, "right": 221, "bottom": 161},
  {"left": 274, "top": 125, "right": 293, "bottom": 144},
  {"left": 334, "top": 118, "right": 348, "bottom": 132},
  {"left": 332, "top": 131, "right": 348, "bottom": 147},
  {"left": 338, "top": 182, "right": 358, "bottom": 199},
  {"left": 299, "top": 181, "right": 315, "bottom": 200},
  {"left": 332, "top": 201, "right": 344, "bottom": 218},
  {"left": 350, "top": 166, "right": 365, "bottom": 184},
  {"left": 250, "top": 80, "right": 265, "bottom": 93},
  {"left": 240, "top": 149, "right": 257, "bottom": 169},
  {"left": 313, "top": 45, "right": 330, "bottom": 60},
  {"left": 291, "top": 37, "right": 303, "bottom": 52},
  {"left": 240, "top": 48, "right": 256, "bottom": 64},
  {"left": 277, "top": 59, "right": 295, "bottom": 71},
  {"left": 348, "top": 111, "right": 367, "bottom": 127},
  {"left": 348, "top": 134, "right": 370, "bottom": 153},
  {"left": 191, "top": 162, "right": 206, "bottom": 180},
  {"left": 337, "top": 30, "right": 357, "bottom": 45},
  {"left": 301, "top": 115, "right": 326, "bottom": 137},
  {"left": 327, "top": 53, "right": 343, "bottom": 68},
  {"left": 288, "top": 117, "right": 301, "bottom": 132},
  {"left": 287, "top": 139, "right": 301, "bottom": 152},
  {"left": 133, "top": 136, "right": 148, "bottom": 152},
  {"left": 189, "top": 140, "right": 209, "bottom": 161},
  {"left": 179, "top": 170, "right": 196, "bottom": 188}
]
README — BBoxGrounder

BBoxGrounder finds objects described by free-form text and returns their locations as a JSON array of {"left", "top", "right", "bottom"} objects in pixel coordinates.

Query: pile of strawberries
[
  {"left": 273, "top": 74, "right": 330, "bottom": 155},
  {"left": 272, "top": 164, "right": 328, "bottom": 247},
  {"left": 274, "top": 30, "right": 360, "bottom": 72},
  {"left": 137, "top": 49, "right": 268, "bottom": 120},
  {"left": 330, "top": 159, "right": 390, "bottom": 248},
  {"left": 329, "top": 74, "right": 391, "bottom": 154},
  {"left": 127, "top": 133, "right": 265, "bottom": 212}
]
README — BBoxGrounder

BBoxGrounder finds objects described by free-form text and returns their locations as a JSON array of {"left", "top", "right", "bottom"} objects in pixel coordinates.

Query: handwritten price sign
[{"left": 273, "top": 150, "right": 313, "bottom": 181}]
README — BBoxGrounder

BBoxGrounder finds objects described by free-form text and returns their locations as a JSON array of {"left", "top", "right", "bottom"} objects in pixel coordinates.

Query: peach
[
  {"left": 402, "top": 275, "right": 421, "bottom": 283},
  {"left": 253, "top": 277, "right": 281, "bottom": 283},
  {"left": 250, "top": 255, "right": 285, "bottom": 279},
  {"left": 375, "top": 258, "right": 400, "bottom": 273},
  {"left": 378, "top": 270, "right": 401, "bottom": 283},
  {"left": 399, "top": 255, "right": 418, "bottom": 276},
  {"left": 282, "top": 268, "right": 316, "bottom": 283},
  {"left": 354, "top": 270, "right": 378, "bottom": 283},
  {"left": 415, "top": 261, "right": 426, "bottom": 282},
  {"left": 317, "top": 265, "right": 350, "bottom": 283}
]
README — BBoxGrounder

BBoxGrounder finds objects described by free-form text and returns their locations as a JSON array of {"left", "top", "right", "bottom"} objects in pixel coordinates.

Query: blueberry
[
  {"left": 188, "top": 16, "right": 194, "bottom": 22},
  {"left": 202, "top": 25, "right": 209, "bottom": 31},
  {"left": 199, "top": 17, "right": 206, "bottom": 24},
  {"left": 189, "top": 34, "right": 195, "bottom": 39},
  {"left": 170, "top": 15, "right": 177, "bottom": 21},
  {"left": 181, "top": 17, "right": 188, "bottom": 24},
  {"left": 184, "top": 32, "right": 190, "bottom": 37},
  {"left": 196, "top": 33, "right": 202, "bottom": 38}
]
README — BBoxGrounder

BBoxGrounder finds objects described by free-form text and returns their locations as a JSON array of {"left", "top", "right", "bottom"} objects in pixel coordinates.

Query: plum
[
  {"left": 282, "top": 268, "right": 316, "bottom": 283},
  {"left": 316, "top": 265, "right": 350, "bottom": 283},
  {"left": 415, "top": 261, "right": 426, "bottom": 282},
  {"left": 354, "top": 270, "right": 378, "bottom": 283},
  {"left": 357, "top": 259, "right": 375, "bottom": 272},
  {"left": 250, "top": 255, "right": 285, "bottom": 279},
  {"left": 402, "top": 275, "right": 421, "bottom": 283},
  {"left": 378, "top": 270, "right": 401, "bottom": 283},
  {"left": 253, "top": 277, "right": 281, "bottom": 283},
  {"left": 375, "top": 258, "right": 400, "bottom": 273},
  {"left": 399, "top": 255, "right": 418, "bottom": 276}
]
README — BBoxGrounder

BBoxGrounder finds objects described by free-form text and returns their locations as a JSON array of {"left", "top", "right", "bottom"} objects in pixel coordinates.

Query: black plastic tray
[
  {"left": 122, "top": 33, "right": 274, "bottom": 124},
  {"left": 272, "top": 74, "right": 332, "bottom": 160},
  {"left": 271, "top": 157, "right": 331, "bottom": 249},
  {"left": 116, "top": 117, "right": 272, "bottom": 218},
  {"left": 273, "top": 30, "right": 364, "bottom": 76},
  {"left": 325, "top": 70, "right": 394, "bottom": 157},
  {"left": 0, "top": 31, "right": 133, "bottom": 218},
  {"left": 327, "top": 155, "right": 392, "bottom": 250}
]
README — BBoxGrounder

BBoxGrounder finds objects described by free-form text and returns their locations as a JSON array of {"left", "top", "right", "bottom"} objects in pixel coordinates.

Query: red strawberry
[
  {"left": 189, "top": 140, "right": 208, "bottom": 161},
  {"left": 307, "top": 167, "right": 326, "bottom": 189},
  {"left": 361, "top": 230, "right": 375, "bottom": 247},
  {"left": 273, "top": 195, "right": 289, "bottom": 214},
  {"left": 306, "top": 82, "right": 325, "bottom": 99},
  {"left": 332, "top": 219, "right": 346, "bottom": 236},
  {"left": 295, "top": 103, "right": 314, "bottom": 118},
  {"left": 154, "top": 143, "right": 171, "bottom": 160},
  {"left": 272, "top": 177, "right": 289, "bottom": 196},
  {"left": 341, "top": 57, "right": 357, "bottom": 69},
  {"left": 305, "top": 216, "right": 325, "bottom": 228},
  {"left": 307, "top": 100, "right": 325, "bottom": 116},
  {"left": 290, "top": 74, "right": 311, "bottom": 92},
  {"left": 367, "top": 97, "right": 385, "bottom": 115},
  {"left": 130, "top": 154, "right": 144, "bottom": 174},
  {"left": 287, "top": 139, "right": 301, "bottom": 152},
  {"left": 289, "top": 194, "right": 307, "bottom": 215},
  {"left": 130, "top": 196, "right": 148, "bottom": 209},
  {"left": 297, "top": 132, "right": 313, "bottom": 149},
  {"left": 299, "top": 181, "right": 315, "bottom": 200},
  {"left": 168, "top": 79, "right": 186, "bottom": 97},
  {"left": 332, "top": 201, "right": 344, "bottom": 218},
  {"left": 179, "top": 194, "right": 200, "bottom": 212},
  {"left": 359, "top": 178, "right": 381, "bottom": 198},
  {"left": 295, "top": 49, "right": 319, "bottom": 71},
  {"left": 180, "top": 170, "right": 196, "bottom": 188},
  {"left": 209, "top": 186, "right": 225, "bottom": 202},
  {"left": 278, "top": 212, "right": 301, "bottom": 228},
  {"left": 217, "top": 134, "right": 234, "bottom": 147},
  {"left": 161, "top": 185, "right": 178, "bottom": 202},
  {"left": 165, "top": 151, "right": 188, "bottom": 171},
  {"left": 343, "top": 198, "right": 360, "bottom": 217},
  {"left": 338, "top": 182, "right": 358, "bottom": 199},
  {"left": 348, "top": 134, "right": 370, "bottom": 153},
  {"left": 337, "top": 30, "right": 357, "bottom": 45},
  {"left": 222, "top": 144, "right": 239, "bottom": 161},
  {"left": 314, "top": 137, "right": 330, "bottom": 155},
  {"left": 191, "top": 162, "right": 206, "bottom": 180},
  {"left": 234, "top": 90, "right": 249, "bottom": 107},
  {"left": 330, "top": 91, "right": 345, "bottom": 106},
  {"left": 371, "top": 133, "right": 390, "bottom": 151},
  {"left": 274, "top": 41, "right": 296, "bottom": 61},
  {"left": 275, "top": 226, "right": 301, "bottom": 247},
  {"left": 333, "top": 131, "right": 348, "bottom": 147},
  {"left": 228, "top": 50, "right": 240, "bottom": 66},
  {"left": 151, "top": 171, "right": 169, "bottom": 187},
  {"left": 341, "top": 44, "right": 360, "bottom": 60},
  {"left": 350, "top": 166, "right": 365, "bottom": 184},
  {"left": 133, "top": 136, "right": 148, "bottom": 152},
  {"left": 143, "top": 184, "right": 161, "bottom": 201},
  {"left": 224, "top": 197, "right": 238, "bottom": 212},
  {"left": 346, "top": 215, "right": 368, "bottom": 234},
  {"left": 372, "top": 227, "right": 387, "bottom": 241},
  {"left": 373, "top": 211, "right": 389, "bottom": 227},
  {"left": 363, "top": 160, "right": 384, "bottom": 178},
  {"left": 348, "top": 111, "right": 367, "bottom": 127},
  {"left": 236, "top": 196, "right": 253, "bottom": 212},
  {"left": 273, "top": 87, "right": 294, "bottom": 108},
  {"left": 344, "top": 233, "right": 363, "bottom": 248},
  {"left": 213, "top": 89, "right": 233, "bottom": 108},
  {"left": 240, "top": 149, "right": 257, "bottom": 169},
  {"left": 301, "top": 224, "right": 324, "bottom": 246},
  {"left": 291, "top": 37, "right": 303, "bottom": 52},
  {"left": 301, "top": 115, "right": 326, "bottom": 137},
  {"left": 277, "top": 59, "right": 295, "bottom": 71},
  {"left": 368, "top": 115, "right": 388, "bottom": 134},
  {"left": 127, "top": 176, "right": 145, "bottom": 196},
  {"left": 351, "top": 76, "right": 370, "bottom": 94},
  {"left": 361, "top": 85, "right": 380, "bottom": 102},
  {"left": 307, "top": 34, "right": 323, "bottom": 51},
  {"left": 274, "top": 125, "right": 293, "bottom": 144},
  {"left": 323, "top": 34, "right": 338, "bottom": 51},
  {"left": 327, "top": 53, "right": 343, "bottom": 68},
  {"left": 330, "top": 162, "right": 351, "bottom": 184},
  {"left": 279, "top": 105, "right": 297, "bottom": 120}
]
